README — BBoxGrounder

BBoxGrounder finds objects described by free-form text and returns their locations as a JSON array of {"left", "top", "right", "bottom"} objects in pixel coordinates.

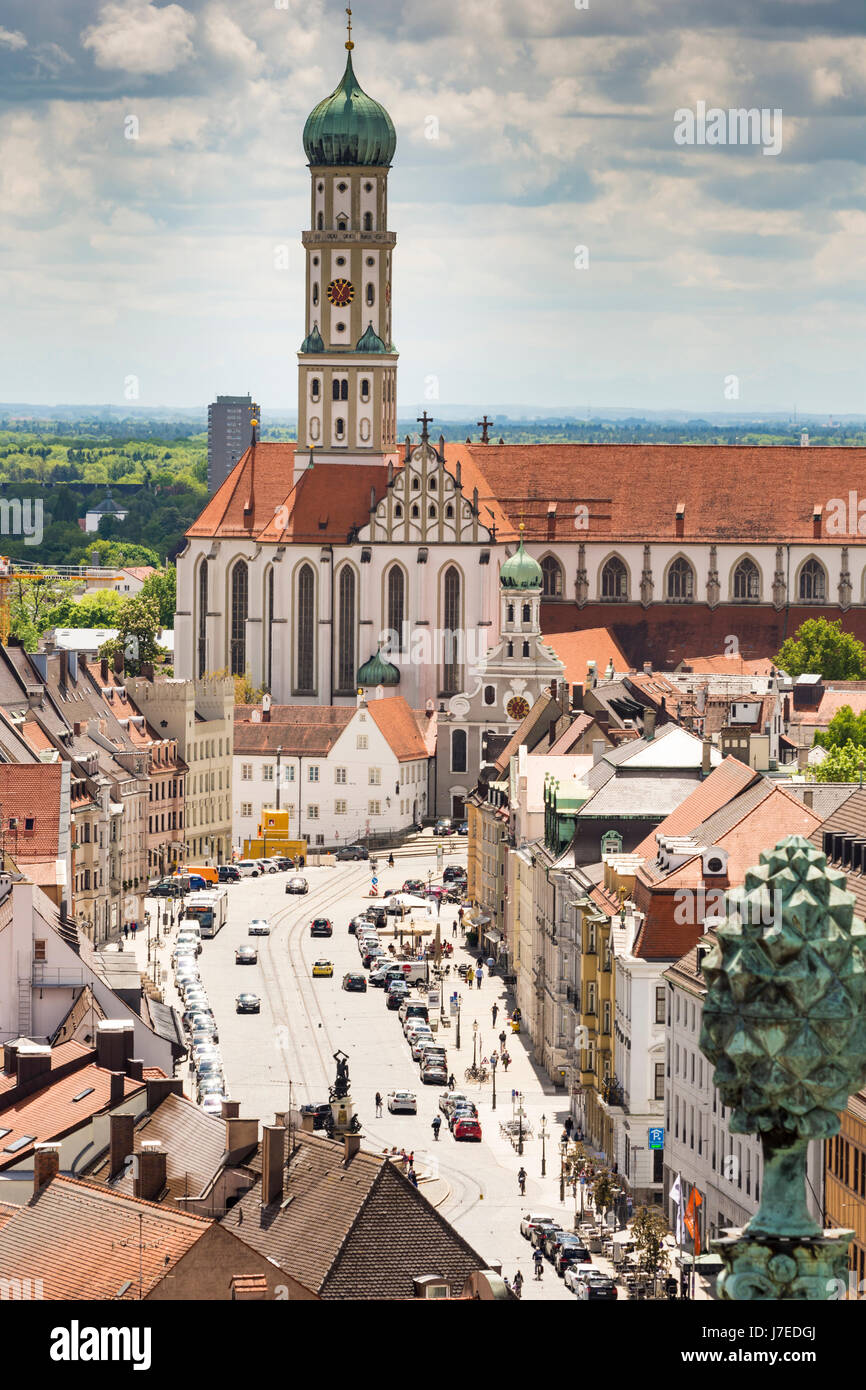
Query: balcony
[{"left": 32, "top": 964, "right": 85, "bottom": 989}]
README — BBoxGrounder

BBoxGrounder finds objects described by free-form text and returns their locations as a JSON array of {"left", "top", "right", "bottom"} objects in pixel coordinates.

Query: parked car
[
  {"left": 520, "top": 1212, "right": 557, "bottom": 1239},
  {"left": 218, "top": 865, "right": 241, "bottom": 884},
  {"left": 402, "top": 879, "right": 426, "bottom": 894},
  {"left": 312, "top": 960, "right": 334, "bottom": 978},
  {"left": 188, "top": 1015, "right": 218, "bottom": 1042},
  {"left": 336, "top": 844, "right": 369, "bottom": 860},
  {"left": 564, "top": 1263, "right": 601, "bottom": 1296},
  {"left": 387, "top": 988, "right": 407, "bottom": 1009},
  {"left": 411, "top": 1033, "right": 436, "bottom": 1061},
  {"left": 555, "top": 1240, "right": 591, "bottom": 1275},
  {"left": 299, "top": 1102, "right": 330, "bottom": 1129},
  {"left": 400, "top": 1002, "right": 429, "bottom": 1025},
  {"left": 236, "top": 993, "right": 261, "bottom": 1013},
  {"left": 286, "top": 875, "right": 309, "bottom": 894},
  {"left": 453, "top": 1116, "right": 482, "bottom": 1141},
  {"left": 578, "top": 1272, "right": 618, "bottom": 1301},
  {"left": 342, "top": 972, "right": 367, "bottom": 992},
  {"left": 248, "top": 918, "right": 270, "bottom": 936},
  {"left": 457, "top": 821, "right": 468, "bottom": 836},
  {"left": 439, "top": 1091, "right": 471, "bottom": 1116},
  {"left": 348, "top": 915, "right": 368, "bottom": 935},
  {"left": 387, "top": 1090, "right": 417, "bottom": 1114},
  {"left": 531, "top": 1221, "right": 564, "bottom": 1250},
  {"left": 149, "top": 878, "right": 184, "bottom": 898},
  {"left": 420, "top": 1061, "right": 448, "bottom": 1086},
  {"left": 449, "top": 1105, "right": 478, "bottom": 1131},
  {"left": 274, "top": 858, "right": 293, "bottom": 871},
  {"left": 443, "top": 864, "right": 467, "bottom": 884},
  {"left": 234, "top": 860, "right": 261, "bottom": 877},
  {"left": 256, "top": 858, "right": 280, "bottom": 874},
  {"left": 235, "top": 945, "right": 258, "bottom": 964},
  {"left": 434, "top": 819, "right": 453, "bottom": 836},
  {"left": 364, "top": 906, "right": 387, "bottom": 928},
  {"left": 310, "top": 918, "right": 333, "bottom": 937}
]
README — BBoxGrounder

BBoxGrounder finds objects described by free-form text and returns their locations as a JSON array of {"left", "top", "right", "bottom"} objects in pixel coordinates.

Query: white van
[{"left": 388, "top": 960, "right": 428, "bottom": 986}]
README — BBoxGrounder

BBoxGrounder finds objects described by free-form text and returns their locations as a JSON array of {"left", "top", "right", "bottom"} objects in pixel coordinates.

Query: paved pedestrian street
[{"left": 130, "top": 843, "right": 623, "bottom": 1301}]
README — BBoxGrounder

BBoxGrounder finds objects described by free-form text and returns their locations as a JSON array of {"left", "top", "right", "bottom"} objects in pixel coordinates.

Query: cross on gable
[
  {"left": 477, "top": 414, "right": 493, "bottom": 444},
  {"left": 417, "top": 411, "right": 433, "bottom": 439}
]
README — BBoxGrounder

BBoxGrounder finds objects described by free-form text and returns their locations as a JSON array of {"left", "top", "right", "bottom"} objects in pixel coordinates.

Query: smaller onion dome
[
  {"left": 356, "top": 321, "right": 388, "bottom": 354},
  {"left": 499, "top": 531, "right": 543, "bottom": 590},
  {"left": 301, "top": 323, "right": 325, "bottom": 353},
  {"left": 357, "top": 650, "right": 400, "bottom": 687}
]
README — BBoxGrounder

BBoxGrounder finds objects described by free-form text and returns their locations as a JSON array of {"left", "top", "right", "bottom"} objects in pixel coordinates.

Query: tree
[
  {"left": 775, "top": 618, "right": 866, "bottom": 680},
  {"left": 140, "top": 566, "right": 176, "bottom": 627},
  {"left": 591, "top": 1169, "right": 617, "bottom": 1218},
  {"left": 98, "top": 594, "right": 166, "bottom": 675},
  {"left": 631, "top": 1205, "right": 670, "bottom": 1278},
  {"left": 814, "top": 704, "right": 866, "bottom": 750},
  {"left": 47, "top": 589, "right": 126, "bottom": 631},
  {"left": 8, "top": 576, "right": 78, "bottom": 647},
  {"left": 808, "top": 740, "right": 866, "bottom": 783}
]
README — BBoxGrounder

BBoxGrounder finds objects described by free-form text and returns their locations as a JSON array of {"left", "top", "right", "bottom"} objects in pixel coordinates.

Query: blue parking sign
[
  {"left": 648, "top": 1126, "right": 664, "bottom": 1150},
  {"left": 371, "top": 876, "right": 378, "bottom": 886}
]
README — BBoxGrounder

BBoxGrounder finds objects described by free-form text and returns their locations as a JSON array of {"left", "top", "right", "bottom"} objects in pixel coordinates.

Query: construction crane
[{"left": 0, "top": 556, "right": 127, "bottom": 647}]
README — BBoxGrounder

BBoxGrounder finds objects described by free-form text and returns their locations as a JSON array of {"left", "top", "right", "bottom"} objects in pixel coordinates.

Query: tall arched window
[
  {"left": 387, "top": 566, "right": 405, "bottom": 651},
  {"left": 197, "top": 559, "right": 208, "bottom": 678},
  {"left": 541, "top": 556, "right": 563, "bottom": 597},
  {"left": 733, "top": 557, "right": 760, "bottom": 601},
  {"left": 229, "top": 561, "right": 248, "bottom": 676},
  {"left": 451, "top": 728, "right": 467, "bottom": 773},
  {"left": 667, "top": 557, "right": 695, "bottom": 602},
  {"left": 601, "top": 556, "right": 628, "bottom": 601},
  {"left": 363, "top": 211, "right": 373, "bottom": 231},
  {"left": 443, "top": 566, "right": 461, "bottom": 694},
  {"left": 265, "top": 568, "right": 274, "bottom": 690},
  {"left": 296, "top": 564, "right": 315, "bottom": 692},
  {"left": 340, "top": 379, "right": 349, "bottom": 401},
  {"left": 799, "top": 558, "right": 827, "bottom": 602},
  {"left": 337, "top": 567, "right": 356, "bottom": 692}
]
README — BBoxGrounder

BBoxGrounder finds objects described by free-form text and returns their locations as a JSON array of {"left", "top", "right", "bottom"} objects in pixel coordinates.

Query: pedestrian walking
[
  {"left": 502, "top": 1051, "right": 511, "bottom": 1071},
  {"left": 375, "top": 1091, "right": 383, "bottom": 1117},
  {"left": 518, "top": 1166, "right": 527, "bottom": 1196},
  {"left": 474, "top": 966, "right": 483, "bottom": 990},
  {"left": 448, "top": 1072, "right": 456, "bottom": 1091},
  {"left": 565, "top": 1115, "right": 574, "bottom": 1140},
  {"left": 452, "top": 919, "right": 458, "bottom": 938},
  {"left": 123, "top": 922, "right": 129, "bottom": 941},
  {"left": 491, "top": 1003, "right": 499, "bottom": 1027},
  {"left": 408, "top": 1167, "right": 419, "bottom": 1188},
  {"left": 498, "top": 1029, "right": 507, "bottom": 1053},
  {"left": 512, "top": 1269, "right": 523, "bottom": 1299}
]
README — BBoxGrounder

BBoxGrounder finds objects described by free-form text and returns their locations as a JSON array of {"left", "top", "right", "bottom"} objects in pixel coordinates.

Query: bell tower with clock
[{"left": 298, "top": 10, "right": 398, "bottom": 464}]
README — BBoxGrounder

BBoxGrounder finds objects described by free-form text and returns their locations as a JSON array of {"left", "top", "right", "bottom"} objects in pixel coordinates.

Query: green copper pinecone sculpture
[{"left": 700, "top": 835, "right": 866, "bottom": 1141}]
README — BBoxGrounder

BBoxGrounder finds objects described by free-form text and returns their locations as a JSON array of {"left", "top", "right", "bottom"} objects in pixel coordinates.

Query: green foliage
[
  {"left": 808, "top": 740, "right": 866, "bottom": 783},
  {"left": 48, "top": 589, "right": 126, "bottom": 630},
  {"left": 98, "top": 594, "right": 166, "bottom": 676},
  {"left": 774, "top": 619, "right": 866, "bottom": 680},
  {"left": 631, "top": 1206, "right": 670, "bottom": 1276},
  {"left": 591, "top": 1169, "right": 616, "bottom": 1216},
  {"left": 87, "top": 538, "right": 161, "bottom": 569},
  {"left": 140, "top": 566, "right": 176, "bottom": 627},
  {"left": 814, "top": 705, "right": 866, "bottom": 751}
]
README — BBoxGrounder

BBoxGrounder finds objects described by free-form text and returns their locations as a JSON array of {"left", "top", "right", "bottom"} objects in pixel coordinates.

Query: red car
[
  {"left": 310, "top": 918, "right": 333, "bottom": 937},
  {"left": 453, "top": 1117, "right": 482, "bottom": 1142}
]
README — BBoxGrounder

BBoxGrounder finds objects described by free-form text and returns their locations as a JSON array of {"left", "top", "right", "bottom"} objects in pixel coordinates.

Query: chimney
[
  {"left": 221, "top": 1100, "right": 240, "bottom": 1120},
  {"left": 3, "top": 1041, "right": 19, "bottom": 1074},
  {"left": 109, "top": 1070, "right": 126, "bottom": 1106},
  {"left": 261, "top": 1125, "right": 285, "bottom": 1206},
  {"left": 59, "top": 648, "right": 69, "bottom": 690},
  {"left": 33, "top": 1141, "right": 61, "bottom": 1194},
  {"left": 300, "top": 1111, "right": 316, "bottom": 1132},
  {"left": 550, "top": 679, "right": 557, "bottom": 702},
  {"left": 141, "top": 661, "right": 154, "bottom": 682},
  {"left": 586, "top": 660, "right": 597, "bottom": 689},
  {"left": 344, "top": 1133, "right": 362, "bottom": 1161},
  {"left": 134, "top": 1140, "right": 167, "bottom": 1201},
  {"left": 127, "top": 1058, "right": 144, "bottom": 1081},
  {"left": 100, "top": 657, "right": 109, "bottom": 684},
  {"left": 109, "top": 1111, "right": 135, "bottom": 1178},
  {"left": 145, "top": 1077, "right": 184, "bottom": 1111},
  {"left": 96, "top": 1020, "right": 134, "bottom": 1073},
  {"left": 592, "top": 739, "right": 606, "bottom": 766},
  {"left": 225, "top": 1116, "right": 259, "bottom": 1159},
  {"left": 571, "top": 683, "right": 583, "bottom": 711},
  {"left": 644, "top": 709, "right": 656, "bottom": 741},
  {"left": 16, "top": 1042, "right": 52, "bottom": 1086},
  {"left": 702, "top": 737, "right": 713, "bottom": 776}
]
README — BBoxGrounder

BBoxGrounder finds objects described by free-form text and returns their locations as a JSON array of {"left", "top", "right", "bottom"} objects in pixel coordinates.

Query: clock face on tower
[
  {"left": 506, "top": 695, "right": 530, "bottom": 722},
  {"left": 327, "top": 278, "right": 355, "bottom": 307}
]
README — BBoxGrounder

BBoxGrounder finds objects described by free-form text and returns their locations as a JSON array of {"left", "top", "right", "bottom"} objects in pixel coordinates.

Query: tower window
[
  {"left": 336, "top": 256, "right": 346, "bottom": 267},
  {"left": 366, "top": 256, "right": 375, "bottom": 266},
  {"left": 363, "top": 211, "right": 373, "bottom": 230},
  {"left": 522, "top": 641, "right": 530, "bottom": 657},
  {"left": 364, "top": 181, "right": 373, "bottom": 192},
  {"left": 317, "top": 212, "right": 323, "bottom": 230},
  {"left": 335, "top": 419, "right": 345, "bottom": 438},
  {"left": 338, "top": 181, "right": 348, "bottom": 192},
  {"left": 507, "top": 603, "right": 514, "bottom": 622},
  {"left": 412, "top": 477, "right": 420, "bottom": 490},
  {"left": 340, "top": 379, "right": 349, "bottom": 401},
  {"left": 366, "top": 283, "right": 375, "bottom": 305},
  {"left": 312, "top": 283, "right": 319, "bottom": 305},
  {"left": 446, "top": 504, "right": 454, "bottom": 518},
  {"left": 411, "top": 504, "right": 419, "bottom": 519},
  {"left": 318, "top": 182, "right": 324, "bottom": 192},
  {"left": 336, "top": 322, "right": 346, "bottom": 333},
  {"left": 507, "top": 641, "right": 514, "bottom": 657},
  {"left": 337, "top": 219, "right": 347, "bottom": 231},
  {"left": 484, "top": 685, "right": 496, "bottom": 706},
  {"left": 522, "top": 603, "right": 530, "bottom": 622},
  {"left": 313, "top": 255, "right": 319, "bottom": 265},
  {"left": 429, "top": 476, "right": 437, "bottom": 490},
  {"left": 394, "top": 504, "right": 403, "bottom": 518},
  {"left": 541, "top": 555, "right": 564, "bottom": 597},
  {"left": 428, "top": 504, "right": 437, "bottom": 518},
  {"left": 360, "top": 378, "right": 370, "bottom": 402},
  {"left": 332, "top": 380, "right": 341, "bottom": 401},
  {"left": 311, "top": 378, "right": 320, "bottom": 401}
]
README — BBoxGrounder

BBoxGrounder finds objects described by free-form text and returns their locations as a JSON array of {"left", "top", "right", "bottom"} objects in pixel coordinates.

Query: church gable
[{"left": 361, "top": 426, "right": 493, "bottom": 546}]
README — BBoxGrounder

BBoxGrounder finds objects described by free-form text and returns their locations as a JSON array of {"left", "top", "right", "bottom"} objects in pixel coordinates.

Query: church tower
[{"left": 298, "top": 10, "right": 398, "bottom": 464}]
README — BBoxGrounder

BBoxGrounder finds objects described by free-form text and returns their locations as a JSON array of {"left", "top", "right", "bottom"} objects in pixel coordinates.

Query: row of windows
[
  {"left": 240, "top": 800, "right": 388, "bottom": 819},
  {"left": 148, "top": 779, "right": 183, "bottom": 802},
  {"left": 541, "top": 552, "right": 834, "bottom": 604},
  {"left": 204, "top": 560, "right": 463, "bottom": 696},
  {"left": 828, "top": 1133, "right": 866, "bottom": 1197},
  {"left": 314, "top": 210, "right": 377, "bottom": 230},
  {"left": 148, "top": 812, "right": 182, "bottom": 833}
]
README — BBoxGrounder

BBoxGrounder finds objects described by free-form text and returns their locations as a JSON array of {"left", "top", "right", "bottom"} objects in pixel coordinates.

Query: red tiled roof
[
  {"left": 679, "top": 654, "right": 776, "bottom": 676},
  {"left": 0, "top": 1063, "right": 145, "bottom": 1169},
  {"left": 0, "top": 1175, "right": 210, "bottom": 1299},
  {"left": 547, "top": 712, "right": 597, "bottom": 754},
  {"left": 632, "top": 756, "right": 760, "bottom": 859},
  {"left": 122, "top": 566, "right": 157, "bottom": 582},
  {"left": 0, "top": 764, "right": 62, "bottom": 859},
  {"left": 366, "top": 697, "right": 429, "bottom": 761},
  {"left": 88, "top": 1092, "right": 226, "bottom": 1203},
  {"left": 543, "top": 628, "right": 629, "bottom": 686},
  {"left": 234, "top": 705, "right": 355, "bottom": 755},
  {"left": 0, "top": 1042, "right": 90, "bottom": 1099},
  {"left": 451, "top": 442, "right": 866, "bottom": 544}
]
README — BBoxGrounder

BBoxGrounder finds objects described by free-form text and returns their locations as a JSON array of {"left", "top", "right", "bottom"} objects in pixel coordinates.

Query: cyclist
[
  {"left": 518, "top": 1166, "right": 527, "bottom": 1196},
  {"left": 533, "top": 1248, "right": 544, "bottom": 1280},
  {"left": 432, "top": 1114, "right": 442, "bottom": 1141}
]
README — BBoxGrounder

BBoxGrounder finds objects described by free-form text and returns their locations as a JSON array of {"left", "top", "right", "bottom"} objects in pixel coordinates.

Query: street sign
[
  {"left": 371, "top": 876, "right": 378, "bottom": 886},
  {"left": 648, "top": 1126, "right": 664, "bottom": 1150}
]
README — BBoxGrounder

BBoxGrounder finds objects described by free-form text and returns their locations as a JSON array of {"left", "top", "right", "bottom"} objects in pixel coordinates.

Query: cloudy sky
[{"left": 0, "top": 0, "right": 864, "bottom": 414}]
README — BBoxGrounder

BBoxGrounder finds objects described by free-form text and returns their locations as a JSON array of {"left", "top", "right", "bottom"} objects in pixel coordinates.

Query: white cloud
[
  {"left": 0, "top": 26, "right": 27, "bottom": 51},
  {"left": 202, "top": 6, "right": 263, "bottom": 75},
  {"left": 81, "top": 0, "right": 196, "bottom": 75}
]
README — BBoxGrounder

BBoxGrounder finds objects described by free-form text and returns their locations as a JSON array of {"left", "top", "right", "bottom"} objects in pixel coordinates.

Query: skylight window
[
  {"left": 72, "top": 1087, "right": 95, "bottom": 1102},
  {"left": 4, "top": 1135, "right": 35, "bottom": 1153}
]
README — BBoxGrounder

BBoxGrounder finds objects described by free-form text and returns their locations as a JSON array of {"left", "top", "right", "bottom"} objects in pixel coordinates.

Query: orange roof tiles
[
  {"left": 366, "top": 697, "right": 429, "bottom": 761},
  {"left": 0, "top": 1063, "right": 145, "bottom": 1169},
  {"left": 0, "top": 1042, "right": 91, "bottom": 1099},
  {"left": 0, "top": 1175, "right": 210, "bottom": 1299},
  {"left": 0, "top": 764, "right": 63, "bottom": 859},
  {"left": 234, "top": 705, "right": 355, "bottom": 755},
  {"left": 543, "top": 628, "right": 629, "bottom": 685},
  {"left": 679, "top": 654, "right": 776, "bottom": 676},
  {"left": 632, "top": 756, "right": 759, "bottom": 858}
]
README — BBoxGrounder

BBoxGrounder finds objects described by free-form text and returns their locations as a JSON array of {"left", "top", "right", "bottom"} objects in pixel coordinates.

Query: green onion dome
[
  {"left": 499, "top": 533, "right": 543, "bottom": 590},
  {"left": 300, "top": 323, "right": 325, "bottom": 353},
  {"left": 357, "top": 650, "right": 400, "bottom": 687},
  {"left": 303, "top": 50, "right": 396, "bottom": 168},
  {"left": 356, "top": 321, "right": 388, "bottom": 353}
]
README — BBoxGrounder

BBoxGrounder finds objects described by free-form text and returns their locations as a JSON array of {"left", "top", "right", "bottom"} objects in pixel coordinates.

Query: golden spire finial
[{"left": 345, "top": 6, "right": 354, "bottom": 49}]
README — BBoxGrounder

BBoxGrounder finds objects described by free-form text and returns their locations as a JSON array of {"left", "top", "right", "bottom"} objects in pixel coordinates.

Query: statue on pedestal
[
  {"left": 699, "top": 835, "right": 866, "bottom": 1299},
  {"left": 326, "top": 1050, "right": 361, "bottom": 1137}
]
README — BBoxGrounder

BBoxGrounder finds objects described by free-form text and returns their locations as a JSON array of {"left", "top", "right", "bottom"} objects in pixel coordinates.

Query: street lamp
[
  {"left": 472, "top": 1019, "right": 478, "bottom": 1068},
  {"left": 490, "top": 1050, "right": 498, "bottom": 1110},
  {"left": 540, "top": 1113, "right": 548, "bottom": 1177},
  {"left": 559, "top": 1137, "right": 568, "bottom": 1203},
  {"left": 456, "top": 993, "right": 461, "bottom": 1050},
  {"left": 276, "top": 745, "right": 283, "bottom": 811}
]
